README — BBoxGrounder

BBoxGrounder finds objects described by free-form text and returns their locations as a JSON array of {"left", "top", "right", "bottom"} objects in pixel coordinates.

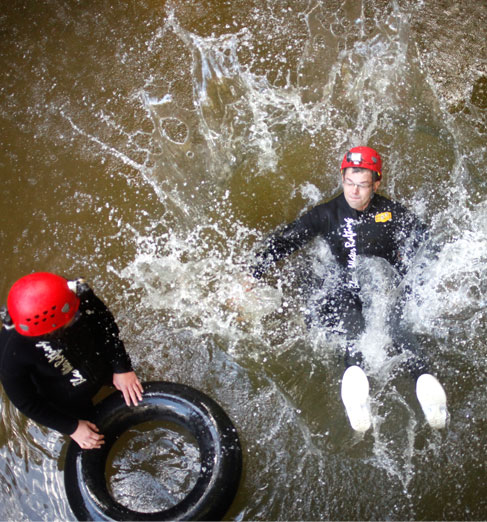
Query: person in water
[
  {"left": 0, "top": 272, "right": 143, "bottom": 449},
  {"left": 251, "top": 146, "right": 448, "bottom": 432}
]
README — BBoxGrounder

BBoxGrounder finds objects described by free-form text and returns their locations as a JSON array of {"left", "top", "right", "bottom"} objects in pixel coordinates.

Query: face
[{"left": 342, "top": 168, "right": 381, "bottom": 211}]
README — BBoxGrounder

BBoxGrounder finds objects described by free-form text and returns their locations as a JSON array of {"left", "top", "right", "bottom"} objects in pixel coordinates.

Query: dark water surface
[{"left": 1, "top": 1, "right": 486, "bottom": 520}]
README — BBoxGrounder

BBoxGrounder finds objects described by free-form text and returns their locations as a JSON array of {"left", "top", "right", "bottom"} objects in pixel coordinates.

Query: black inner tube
[{"left": 64, "top": 381, "right": 242, "bottom": 521}]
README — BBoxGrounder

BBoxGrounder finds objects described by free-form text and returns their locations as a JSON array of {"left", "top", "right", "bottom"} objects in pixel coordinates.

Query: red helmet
[
  {"left": 7, "top": 272, "right": 80, "bottom": 337},
  {"left": 340, "top": 146, "right": 382, "bottom": 179}
]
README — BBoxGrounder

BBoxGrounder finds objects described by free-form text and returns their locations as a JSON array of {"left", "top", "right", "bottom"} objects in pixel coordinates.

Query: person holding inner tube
[
  {"left": 250, "top": 146, "right": 448, "bottom": 432},
  {"left": 0, "top": 273, "right": 143, "bottom": 450}
]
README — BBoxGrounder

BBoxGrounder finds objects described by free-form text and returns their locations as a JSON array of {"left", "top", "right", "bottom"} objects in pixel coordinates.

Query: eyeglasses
[{"left": 343, "top": 179, "right": 373, "bottom": 190}]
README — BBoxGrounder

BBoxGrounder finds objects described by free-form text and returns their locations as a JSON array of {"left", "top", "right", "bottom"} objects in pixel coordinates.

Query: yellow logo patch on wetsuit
[{"left": 375, "top": 212, "right": 392, "bottom": 223}]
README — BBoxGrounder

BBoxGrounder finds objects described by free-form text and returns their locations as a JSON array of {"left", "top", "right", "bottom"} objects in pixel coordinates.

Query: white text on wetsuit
[
  {"left": 36, "top": 341, "right": 87, "bottom": 386},
  {"left": 343, "top": 217, "right": 360, "bottom": 290},
  {"left": 343, "top": 217, "right": 357, "bottom": 268}
]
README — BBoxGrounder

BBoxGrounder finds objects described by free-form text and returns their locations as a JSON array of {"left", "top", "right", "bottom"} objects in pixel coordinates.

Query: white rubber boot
[
  {"left": 416, "top": 374, "right": 448, "bottom": 429},
  {"left": 341, "top": 365, "right": 372, "bottom": 432}
]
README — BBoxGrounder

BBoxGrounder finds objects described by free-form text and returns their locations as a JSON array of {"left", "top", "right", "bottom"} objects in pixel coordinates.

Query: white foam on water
[{"left": 404, "top": 199, "right": 487, "bottom": 341}]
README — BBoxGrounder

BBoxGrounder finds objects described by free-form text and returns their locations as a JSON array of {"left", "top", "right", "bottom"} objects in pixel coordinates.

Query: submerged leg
[
  {"left": 323, "top": 290, "right": 371, "bottom": 431},
  {"left": 308, "top": 286, "right": 372, "bottom": 431},
  {"left": 388, "top": 295, "right": 449, "bottom": 428}
]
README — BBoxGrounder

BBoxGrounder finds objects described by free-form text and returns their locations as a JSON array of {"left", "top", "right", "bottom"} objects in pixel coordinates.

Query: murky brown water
[{"left": 1, "top": 0, "right": 486, "bottom": 520}]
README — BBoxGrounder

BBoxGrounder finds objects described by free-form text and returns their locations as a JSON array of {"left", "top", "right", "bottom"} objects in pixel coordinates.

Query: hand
[
  {"left": 240, "top": 274, "right": 255, "bottom": 293},
  {"left": 226, "top": 274, "right": 281, "bottom": 323},
  {"left": 225, "top": 274, "right": 255, "bottom": 313},
  {"left": 70, "top": 420, "right": 105, "bottom": 450},
  {"left": 67, "top": 278, "right": 90, "bottom": 296},
  {"left": 113, "top": 371, "right": 144, "bottom": 406}
]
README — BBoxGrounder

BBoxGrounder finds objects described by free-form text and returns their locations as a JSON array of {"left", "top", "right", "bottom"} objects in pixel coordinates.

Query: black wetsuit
[
  {"left": 253, "top": 192, "right": 427, "bottom": 371},
  {"left": 0, "top": 286, "right": 133, "bottom": 435}
]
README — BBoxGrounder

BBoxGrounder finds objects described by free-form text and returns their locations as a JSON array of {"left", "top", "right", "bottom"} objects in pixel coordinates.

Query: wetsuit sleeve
[
  {"left": 0, "top": 350, "right": 78, "bottom": 435},
  {"left": 395, "top": 206, "right": 429, "bottom": 274},
  {"left": 252, "top": 205, "right": 330, "bottom": 278},
  {"left": 79, "top": 287, "right": 133, "bottom": 374}
]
